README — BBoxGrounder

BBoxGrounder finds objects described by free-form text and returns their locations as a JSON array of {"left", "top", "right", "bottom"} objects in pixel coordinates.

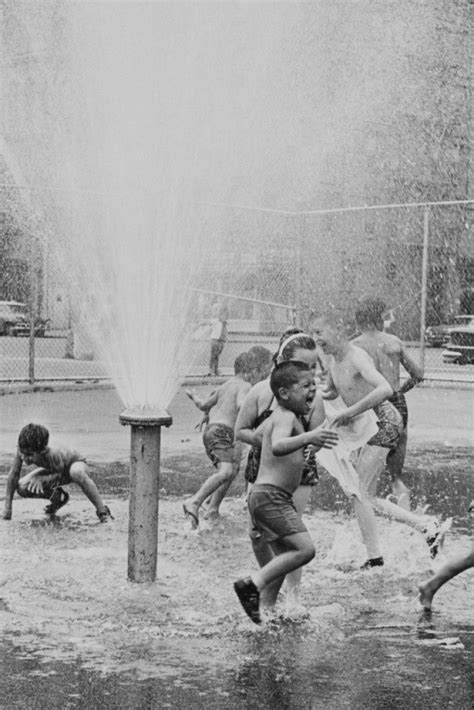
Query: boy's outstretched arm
[
  {"left": 271, "top": 410, "right": 338, "bottom": 456},
  {"left": 399, "top": 343, "right": 424, "bottom": 393},
  {"left": 2, "top": 451, "right": 22, "bottom": 520},
  {"left": 235, "top": 386, "right": 261, "bottom": 446},
  {"left": 330, "top": 350, "right": 393, "bottom": 426},
  {"left": 185, "top": 388, "right": 219, "bottom": 412}
]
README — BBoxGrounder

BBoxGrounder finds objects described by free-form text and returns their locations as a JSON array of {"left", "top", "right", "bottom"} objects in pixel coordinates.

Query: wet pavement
[{"left": 0, "top": 384, "right": 473, "bottom": 708}]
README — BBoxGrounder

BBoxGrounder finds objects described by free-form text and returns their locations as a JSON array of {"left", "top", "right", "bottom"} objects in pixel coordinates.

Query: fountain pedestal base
[{"left": 120, "top": 408, "right": 172, "bottom": 583}]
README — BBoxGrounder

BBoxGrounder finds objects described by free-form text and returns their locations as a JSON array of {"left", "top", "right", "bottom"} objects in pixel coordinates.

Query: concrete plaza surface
[{"left": 0, "top": 382, "right": 472, "bottom": 467}]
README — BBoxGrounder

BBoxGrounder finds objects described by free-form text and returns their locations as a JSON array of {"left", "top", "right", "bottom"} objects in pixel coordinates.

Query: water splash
[{"left": 1, "top": 1, "right": 290, "bottom": 408}]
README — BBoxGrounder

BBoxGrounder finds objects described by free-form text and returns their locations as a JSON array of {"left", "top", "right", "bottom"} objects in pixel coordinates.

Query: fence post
[
  {"left": 28, "top": 275, "right": 37, "bottom": 384},
  {"left": 419, "top": 207, "right": 430, "bottom": 371}
]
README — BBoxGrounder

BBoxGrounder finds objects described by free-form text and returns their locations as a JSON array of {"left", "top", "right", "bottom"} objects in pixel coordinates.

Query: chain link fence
[{"left": 1, "top": 200, "right": 472, "bottom": 385}]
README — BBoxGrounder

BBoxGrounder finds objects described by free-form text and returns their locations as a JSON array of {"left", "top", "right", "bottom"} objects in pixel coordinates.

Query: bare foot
[{"left": 418, "top": 581, "right": 434, "bottom": 611}]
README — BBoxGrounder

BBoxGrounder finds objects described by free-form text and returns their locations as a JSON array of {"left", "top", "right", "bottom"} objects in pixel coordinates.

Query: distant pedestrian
[
  {"left": 2, "top": 423, "right": 113, "bottom": 522},
  {"left": 208, "top": 302, "right": 228, "bottom": 376}
]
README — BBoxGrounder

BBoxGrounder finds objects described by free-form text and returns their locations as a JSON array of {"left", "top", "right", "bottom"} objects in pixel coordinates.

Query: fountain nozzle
[{"left": 119, "top": 407, "right": 172, "bottom": 428}]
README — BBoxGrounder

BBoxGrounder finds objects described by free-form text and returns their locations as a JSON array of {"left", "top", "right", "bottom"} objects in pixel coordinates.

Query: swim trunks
[
  {"left": 248, "top": 484, "right": 308, "bottom": 542},
  {"left": 368, "top": 401, "right": 403, "bottom": 449},
  {"left": 203, "top": 423, "right": 235, "bottom": 467},
  {"left": 301, "top": 444, "right": 319, "bottom": 486},
  {"left": 388, "top": 391, "right": 408, "bottom": 428},
  {"left": 244, "top": 406, "right": 273, "bottom": 483}
]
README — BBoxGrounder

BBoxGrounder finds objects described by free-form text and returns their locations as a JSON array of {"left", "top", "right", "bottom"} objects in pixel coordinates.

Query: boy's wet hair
[
  {"left": 234, "top": 352, "right": 252, "bottom": 374},
  {"left": 270, "top": 361, "right": 310, "bottom": 399},
  {"left": 274, "top": 328, "right": 316, "bottom": 363},
  {"left": 248, "top": 345, "right": 273, "bottom": 369},
  {"left": 355, "top": 298, "right": 386, "bottom": 329},
  {"left": 18, "top": 423, "right": 49, "bottom": 452}
]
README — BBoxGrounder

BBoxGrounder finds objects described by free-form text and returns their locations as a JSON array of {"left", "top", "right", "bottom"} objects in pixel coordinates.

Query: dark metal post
[{"left": 120, "top": 408, "right": 172, "bottom": 582}]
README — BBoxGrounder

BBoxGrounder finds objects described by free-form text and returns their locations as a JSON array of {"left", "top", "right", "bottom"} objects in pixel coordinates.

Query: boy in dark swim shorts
[
  {"left": 202, "top": 423, "right": 235, "bottom": 468},
  {"left": 233, "top": 361, "right": 338, "bottom": 624},
  {"left": 2, "top": 423, "right": 113, "bottom": 522},
  {"left": 183, "top": 353, "right": 257, "bottom": 528}
]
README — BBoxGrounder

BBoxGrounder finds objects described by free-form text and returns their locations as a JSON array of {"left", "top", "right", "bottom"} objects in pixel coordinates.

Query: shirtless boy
[
  {"left": 183, "top": 353, "right": 256, "bottom": 528},
  {"left": 233, "top": 361, "right": 338, "bottom": 624},
  {"left": 3, "top": 423, "right": 113, "bottom": 522},
  {"left": 313, "top": 314, "right": 448, "bottom": 567},
  {"left": 352, "top": 298, "right": 423, "bottom": 510}
]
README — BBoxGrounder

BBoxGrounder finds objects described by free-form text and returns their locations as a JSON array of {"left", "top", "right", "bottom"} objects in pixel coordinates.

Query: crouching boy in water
[
  {"left": 233, "top": 361, "right": 338, "bottom": 624},
  {"left": 2, "top": 423, "right": 113, "bottom": 522}
]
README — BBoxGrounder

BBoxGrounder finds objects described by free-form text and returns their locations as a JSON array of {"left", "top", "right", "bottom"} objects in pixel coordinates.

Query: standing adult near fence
[{"left": 208, "top": 302, "right": 229, "bottom": 376}]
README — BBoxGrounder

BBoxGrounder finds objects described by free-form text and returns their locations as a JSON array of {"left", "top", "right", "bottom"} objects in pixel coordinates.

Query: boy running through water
[
  {"left": 183, "top": 353, "right": 256, "bottom": 527},
  {"left": 233, "top": 361, "right": 338, "bottom": 624},
  {"left": 2, "top": 423, "right": 113, "bottom": 522},
  {"left": 313, "top": 315, "right": 448, "bottom": 568}
]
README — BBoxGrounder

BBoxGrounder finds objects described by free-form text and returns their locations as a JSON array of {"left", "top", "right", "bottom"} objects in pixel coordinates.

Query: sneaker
[
  {"left": 423, "top": 518, "right": 452, "bottom": 559},
  {"left": 233, "top": 577, "right": 261, "bottom": 624},
  {"left": 44, "top": 488, "right": 70, "bottom": 516},
  {"left": 97, "top": 505, "right": 114, "bottom": 523},
  {"left": 360, "top": 556, "right": 384, "bottom": 570}
]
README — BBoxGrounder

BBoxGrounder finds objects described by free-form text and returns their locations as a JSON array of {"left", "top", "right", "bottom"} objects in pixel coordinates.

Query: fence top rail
[
  {"left": 198, "top": 198, "right": 474, "bottom": 216},
  {"left": 190, "top": 287, "right": 296, "bottom": 312}
]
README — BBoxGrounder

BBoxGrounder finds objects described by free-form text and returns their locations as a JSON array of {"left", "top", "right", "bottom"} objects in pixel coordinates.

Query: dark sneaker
[
  {"left": 360, "top": 556, "right": 384, "bottom": 570},
  {"left": 97, "top": 506, "right": 114, "bottom": 523},
  {"left": 234, "top": 577, "right": 261, "bottom": 624},
  {"left": 44, "top": 488, "right": 70, "bottom": 516}
]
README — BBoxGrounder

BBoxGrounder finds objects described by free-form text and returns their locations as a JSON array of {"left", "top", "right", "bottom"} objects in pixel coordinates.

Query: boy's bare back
[
  {"left": 352, "top": 331, "right": 422, "bottom": 391},
  {"left": 208, "top": 376, "right": 251, "bottom": 429}
]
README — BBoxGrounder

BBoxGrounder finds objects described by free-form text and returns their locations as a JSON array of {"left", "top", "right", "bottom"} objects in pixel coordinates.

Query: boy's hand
[
  {"left": 322, "top": 387, "right": 338, "bottom": 400},
  {"left": 307, "top": 427, "right": 338, "bottom": 449},
  {"left": 329, "top": 409, "right": 353, "bottom": 427},
  {"left": 25, "top": 478, "right": 45, "bottom": 495}
]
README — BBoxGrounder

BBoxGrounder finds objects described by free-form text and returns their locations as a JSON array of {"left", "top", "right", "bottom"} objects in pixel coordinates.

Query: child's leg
[
  {"left": 252, "top": 532, "right": 315, "bottom": 592},
  {"left": 386, "top": 429, "right": 410, "bottom": 510},
  {"left": 69, "top": 462, "right": 110, "bottom": 516},
  {"left": 185, "top": 462, "right": 234, "bottom": 519},
  {"left": 205, "top": 443, "right": 244, "bottom": 517},
  {"left": 284, "top": 485, "right": 312, "bottom": 600},
  {"left": 418, "top": 541, "right": 474, "bottom": 610}
]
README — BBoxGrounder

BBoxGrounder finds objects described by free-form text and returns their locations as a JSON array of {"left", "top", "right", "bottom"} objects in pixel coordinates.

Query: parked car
[
  {"left": 0, "top": 301, "right": 48, "bottom": 337},
  {"left": 442, "top": 315, "right": 474, "bottom": 364},
  {"left": 425, "top": 315, "right": 474, "bottom": 348}
]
